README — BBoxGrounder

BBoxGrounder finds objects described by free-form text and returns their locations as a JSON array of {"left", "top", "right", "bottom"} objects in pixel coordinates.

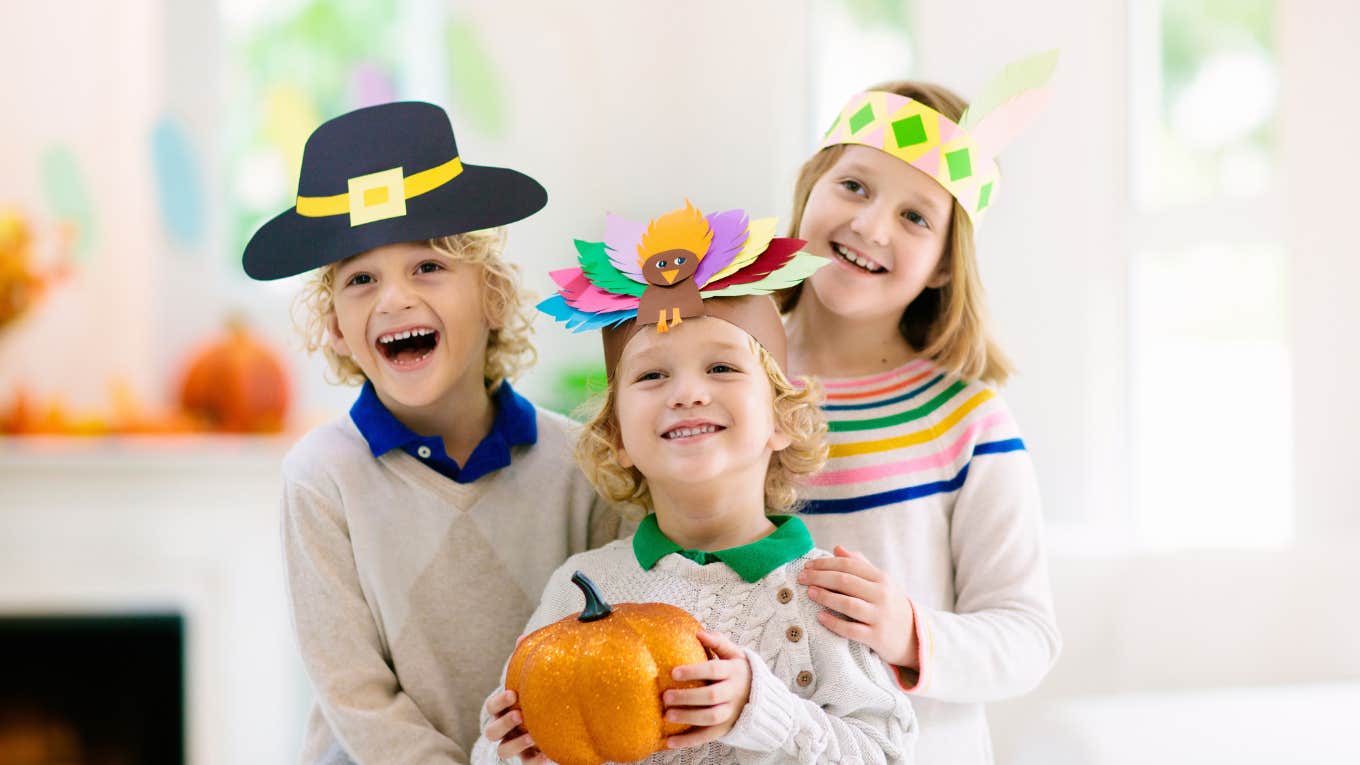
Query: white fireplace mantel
[{"left": 1, "top": 436, "right": 311, "bottom": 765}]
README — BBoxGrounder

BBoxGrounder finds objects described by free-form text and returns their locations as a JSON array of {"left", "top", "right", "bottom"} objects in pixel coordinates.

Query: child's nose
[
  {"left": 375, "top": 279, "right": 417, "bottom": 313},
  {"left": 850, "top": 203, "right": 892, "bottom": 247},
  {"left": 667, "top": 373, "right": 711, "bottom": 408}
]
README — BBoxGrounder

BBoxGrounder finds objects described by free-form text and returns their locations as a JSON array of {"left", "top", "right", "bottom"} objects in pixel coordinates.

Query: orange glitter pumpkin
[{"left": 506, "top": 571, "right": 708, "bottom": 765}]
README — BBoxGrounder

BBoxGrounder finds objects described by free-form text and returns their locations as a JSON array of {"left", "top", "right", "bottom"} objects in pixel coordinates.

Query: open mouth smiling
[
  {"left": 832, "top": 242, "right": 888, "bottom": 274},
  {"left": 376, "top": 327, "right": 440, "bottom": 367},
  {"left": 660, "top": 422, "right": 726, "bottom": 441}
]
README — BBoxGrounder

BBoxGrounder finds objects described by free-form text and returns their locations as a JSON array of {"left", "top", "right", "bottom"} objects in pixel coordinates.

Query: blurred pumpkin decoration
[
  {"left": 505, "top": 572, "right": 708, "bottom": 765},
  {"left": 177, "top": 317, "right": 291, "bottom": 433}
]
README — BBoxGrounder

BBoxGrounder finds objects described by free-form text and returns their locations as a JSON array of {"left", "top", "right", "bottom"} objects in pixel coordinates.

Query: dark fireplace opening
[{"left": 0, "top": 613, "right": 184, "bottom": 765}]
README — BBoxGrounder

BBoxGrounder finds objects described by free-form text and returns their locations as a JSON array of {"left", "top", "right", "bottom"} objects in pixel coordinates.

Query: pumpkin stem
[{"left": 571, "top": 571, "right": 613, "bottom": 622}]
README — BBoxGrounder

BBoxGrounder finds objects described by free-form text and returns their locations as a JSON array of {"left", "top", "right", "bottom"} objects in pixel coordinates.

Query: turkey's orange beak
[{"left": 662, "top": 269, "right": 679, "bottom": 284}]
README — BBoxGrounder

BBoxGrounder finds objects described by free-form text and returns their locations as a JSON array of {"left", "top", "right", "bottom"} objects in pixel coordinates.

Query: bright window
[{"left": 1129, "top": 0, "right": 1291, "bottom": 549}]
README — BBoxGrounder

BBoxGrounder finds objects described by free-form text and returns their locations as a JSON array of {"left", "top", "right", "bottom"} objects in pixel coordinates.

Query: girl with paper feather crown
[
  {"left": 776, "top": 52, "right": 1064, "bottom": 763},
  {"left": 476, "top": 203, "right": 917, "bottom": 764}
]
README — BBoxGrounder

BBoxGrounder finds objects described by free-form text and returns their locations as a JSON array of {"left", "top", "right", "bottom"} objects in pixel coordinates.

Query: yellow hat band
[{"left": 294, "top": 156, "right": 464, "bottom": 227}]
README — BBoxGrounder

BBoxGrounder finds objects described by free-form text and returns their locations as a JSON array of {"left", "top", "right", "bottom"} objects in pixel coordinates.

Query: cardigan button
[
  {"left": 795, "top": 670, "right": 814, "bottom": 688},
  {"left": 785, "top": 625, "right": 804, "bottom": 643},
  {"left": 416, "top": 445, "right": 432, "bottom": 459},
  {"left": 777, "top": 587, "right": 794, "bottom": 604}
]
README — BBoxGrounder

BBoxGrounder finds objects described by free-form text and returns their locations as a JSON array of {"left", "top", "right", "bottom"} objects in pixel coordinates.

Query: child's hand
[
  {"left": 482, "top": 689, "right": 550, "bottom": 764},
  {"left": 798, "top": 545, "right": 919, "bottom": 668},
  {"left": 662, "top": 630, "right": 753, "bottom": 750}
]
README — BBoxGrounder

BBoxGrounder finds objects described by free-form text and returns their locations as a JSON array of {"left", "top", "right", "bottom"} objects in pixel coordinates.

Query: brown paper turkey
[{"left": 505, "top": 571, "right": 708, "bottom": 765}]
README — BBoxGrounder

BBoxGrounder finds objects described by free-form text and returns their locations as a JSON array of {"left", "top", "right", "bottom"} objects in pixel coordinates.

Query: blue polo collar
[{"left": 349, "top": 380, "right": 537, "bottom": 484}]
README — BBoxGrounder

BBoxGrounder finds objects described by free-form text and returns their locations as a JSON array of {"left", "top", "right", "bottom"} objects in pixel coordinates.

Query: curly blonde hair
[
  {"left": 292, "top": 227, "right": 537, "bottom": 390},
  {"left": 575, "top": 340, "right": 828, "bottom": 521}
]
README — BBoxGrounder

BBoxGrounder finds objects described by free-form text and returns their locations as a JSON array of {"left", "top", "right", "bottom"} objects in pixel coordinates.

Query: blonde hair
[
  {"left": 293, "top": 227, "right": 537, "bottom": 390},
  {"left": 575, "top": 341, "right": 828, "bottom": 521},
  {"left": 780, "top": 80, "right": 1014, "bottom": 385}
]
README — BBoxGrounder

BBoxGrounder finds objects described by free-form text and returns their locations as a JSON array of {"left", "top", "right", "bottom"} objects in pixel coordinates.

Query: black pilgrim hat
[{"left": 243, "top": 101, "right": 546, "bottom": 280}]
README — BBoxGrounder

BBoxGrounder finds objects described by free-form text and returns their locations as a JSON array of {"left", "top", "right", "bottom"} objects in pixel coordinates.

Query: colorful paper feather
[
  {"left": 602, "top": 213, "right": 647, "bottom": 282},
  {"left": 575, "top": 239, "right": 645, "bottom": 297},
  {"left": 542, "top": 204, "right": 827, "bottom": 334},
  {"left": 707, "top": 217, "right": 776, "bottom": 284},
  {"left": 694, "top": 209, "right": 749, "bottom": 287}
]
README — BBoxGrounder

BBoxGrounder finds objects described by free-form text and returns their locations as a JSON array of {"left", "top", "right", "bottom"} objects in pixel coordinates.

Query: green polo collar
[{"left": 632, "top": 513, "right": 814, "bottom": 583}]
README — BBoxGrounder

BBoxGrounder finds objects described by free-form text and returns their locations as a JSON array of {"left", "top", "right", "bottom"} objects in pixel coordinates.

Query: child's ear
[
  {"left": 480, "top": 271, "right": 506, "bottom": 331},
  {"left": 926, "top": 261, "right": 952, "bottom": 290},
  {"left": 326, "top": 310, "right": 352, "bottom": 357},
  {"left": 616, "top": 441, "right": 634, "bottom": 469}
]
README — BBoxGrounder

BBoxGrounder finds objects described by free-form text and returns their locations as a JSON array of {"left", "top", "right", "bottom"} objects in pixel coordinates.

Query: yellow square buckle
[{"left": 347, "top": 167, "right": 407, "bottom": 227}]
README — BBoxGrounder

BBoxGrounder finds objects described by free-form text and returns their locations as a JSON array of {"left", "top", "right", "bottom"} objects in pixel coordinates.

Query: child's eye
[
  {"left": 417, "top": 261, "right": 444, "bottom": 274},
  {"left": 903, "top": 210, "right": 930, "bottom": 229},
  {"left": 345, "top": 273, "right": 373, "bottom": 287},
  {"left": 840, "top": 179, "right": 867, "bottom": 196},
  {"left": 634, "top": 370, "right": 665, "bottom": 382},
  {"left": 708, "top": 363, "right": 740, "bottom": 374}
]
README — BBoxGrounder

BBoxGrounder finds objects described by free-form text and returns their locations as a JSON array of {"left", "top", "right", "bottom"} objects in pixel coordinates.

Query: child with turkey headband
[{"left": 476, "top": 203, "right": 917, "bottom": 764}]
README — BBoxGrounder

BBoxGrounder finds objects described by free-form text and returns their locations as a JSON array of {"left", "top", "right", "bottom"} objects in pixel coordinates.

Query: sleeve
[
  {"left": 470, "top": 562, "right": 588, "bottom": 765},
  {"left": 894, "top": 444, "right": 1062, "bottom": 703},
  {"left": 722, "top": 638, "right": 916, "bottom": 765},
  {"left": 282, "top": 477, "right": 467, "bottom": 764}
]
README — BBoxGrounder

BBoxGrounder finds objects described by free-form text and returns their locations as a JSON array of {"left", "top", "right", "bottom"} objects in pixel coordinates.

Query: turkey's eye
[
  {"left": 674, "top": 256, "right": 686, "bottom": 265},
  {"left": 655, "top": 259, "right": 667, "bottom": 268}
]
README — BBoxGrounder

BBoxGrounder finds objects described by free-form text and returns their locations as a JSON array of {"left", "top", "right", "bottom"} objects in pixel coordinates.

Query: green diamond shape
[
  {"left": 945, "top": 148, "right": 972, "bottom": 181},
  {"left": 848, "top": 103, "right": 876, "bottom": 134},
  {"left": 891, "top": 114, "right": 928, "bottom": 148},
  {"left": 976, "top": 182, "right": 993, "bottom": 211}
]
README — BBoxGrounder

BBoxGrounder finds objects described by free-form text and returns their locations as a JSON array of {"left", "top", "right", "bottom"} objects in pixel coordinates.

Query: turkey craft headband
[
  {"left": 820, "top": 49, "right": 1059, "bottom": 226},
  {"left": 538, "top": 202, "right": 828, "bottom": 379}
]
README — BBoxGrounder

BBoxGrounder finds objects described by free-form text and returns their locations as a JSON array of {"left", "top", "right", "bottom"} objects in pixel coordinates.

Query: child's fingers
[
  {"left": 818, "top": 609, "right": 876, "bottom": 644},
  {"left": 800, "top": 554, "right": 884, "bottom": 583},
  {"left": 671, "top": 657, "right": 736, "bottom": 683},
  {"left": 666, "top": 722, "right": 728, "bottom": 750},
  {"left": 833, "top": 543, "right": 871, "bottom": 562},
  {"left": 483, "top": 708, "right": 524, "bottom": 744},
  {"left": 664, "top": 680, "right": 731, "bottom": 708},
  {"left": 694, "top": 629, "right": 744, "bottom": 659},
  {"left": 664, "top": 701, "right": 733, "bottom": 727},
  {"left": 521, "top": 751, "right": 551, "bottom": 765},
  {"left": 806, "top": 586, "right": 876, "bottom": 623},
  {"left": 484, "top": 689, "right": 517, "bottom": 716},
  {"left": 496, "top": 730, "right": 537, "bottom": 760},
  {"left": 798, "top": 568, "right": 881, "bottom": 603}
]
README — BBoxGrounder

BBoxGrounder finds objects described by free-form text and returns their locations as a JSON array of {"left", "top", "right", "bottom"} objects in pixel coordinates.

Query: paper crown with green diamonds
[{"left": 819, "top": 49, "right": 1058, "bottom": 226}]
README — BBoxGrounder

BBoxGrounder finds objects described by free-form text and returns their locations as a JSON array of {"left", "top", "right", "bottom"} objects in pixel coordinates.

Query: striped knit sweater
[{"left": 795, "top": 359, "right": 1061, "bottom": 765}]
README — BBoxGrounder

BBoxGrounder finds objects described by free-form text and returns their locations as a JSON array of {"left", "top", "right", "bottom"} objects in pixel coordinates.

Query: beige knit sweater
[
  {"left": 472, "top": 541, "right": 917, "bottom": 764},
  {"left": 281, "top": 408, "right": 623, "bottom": 764}
]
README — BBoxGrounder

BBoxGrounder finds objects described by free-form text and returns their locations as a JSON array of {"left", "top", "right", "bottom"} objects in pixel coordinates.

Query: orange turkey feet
[
  {"left": 657, "top": 309, "right": 670, "bottom": 332},
  {"left": 670, "top": 308, "right": 683, "bottom": 327}
]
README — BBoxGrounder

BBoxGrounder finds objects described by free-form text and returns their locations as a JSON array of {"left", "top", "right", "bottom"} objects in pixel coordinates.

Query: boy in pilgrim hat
[{"left": 244, "top": 101, "right": 622, "bottom": 764}]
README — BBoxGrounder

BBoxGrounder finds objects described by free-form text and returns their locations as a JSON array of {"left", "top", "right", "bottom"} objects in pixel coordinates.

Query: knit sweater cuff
[
  {"left": 891, "top": 596, "right": 934, "bottom": 695},
  {"left": 719, "top": 647, "right": 797, "bottom": 753}
]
